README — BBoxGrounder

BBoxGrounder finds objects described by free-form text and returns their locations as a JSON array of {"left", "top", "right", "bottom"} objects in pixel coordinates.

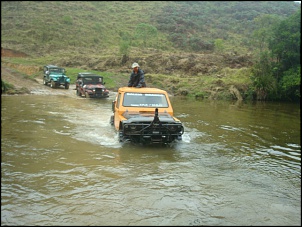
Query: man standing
[{"left": 128, "top": 62, "right": 146, "bottom": 88}]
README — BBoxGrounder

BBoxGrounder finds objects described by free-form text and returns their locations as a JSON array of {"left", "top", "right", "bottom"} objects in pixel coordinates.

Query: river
[{"left": 1, "top": 90, "right": 301, "bottom": 226}]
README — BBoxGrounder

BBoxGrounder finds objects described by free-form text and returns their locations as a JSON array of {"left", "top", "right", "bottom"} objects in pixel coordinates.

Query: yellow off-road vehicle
[{"left": 110, "top": 87, "right": 184, "bottom": 145}]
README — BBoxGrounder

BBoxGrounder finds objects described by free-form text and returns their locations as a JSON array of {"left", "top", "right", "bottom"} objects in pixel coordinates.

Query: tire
[
  {"left": 85, "top": 91, "right": 90, "bottom": 98},
  {"left": 76, "top": 89, "right": 81, "bottom": 96},
  {"left": 50, "top": 80, "right": 56, "bottom": 88},
  {"left": 65, "top": 83, "right": 69, "bottom": 89},
  {"left": 110, "top": 115, "right": 114, "bottom": 125},
  {"left": 118, "top": 131, "right": 124, "bottom": 142},
  {"left": 43, "top": 78, "right": 48, "bottom": 85}
]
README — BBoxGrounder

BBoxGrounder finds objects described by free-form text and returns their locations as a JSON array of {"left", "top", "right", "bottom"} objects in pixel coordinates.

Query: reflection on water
[{"left": 1, "top": 95, "right": 301, "bottom": 226}]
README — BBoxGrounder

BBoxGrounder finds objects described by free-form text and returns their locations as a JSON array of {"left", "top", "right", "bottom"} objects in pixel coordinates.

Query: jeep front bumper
[{"left": 121, "top": 121, "right": 184, "bottom": 144}]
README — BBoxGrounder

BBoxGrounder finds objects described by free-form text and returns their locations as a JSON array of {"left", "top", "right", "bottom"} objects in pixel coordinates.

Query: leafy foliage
[
  {"left": 269, "top": 9, "right": 301, "bottom": 72},
  {"left": 250, "top": 51, "right": 277, "bottom": 101},
  {"left": 252, "top": 14, "right": 281, "bottom": 53},
  {"left": 280, "top": 67, "right": 301, "bottom": 101},
  {"left": 270, "top": 9, "right": 301, "bottom": 101},
  {"left": 251, "top": 9, "right": 301, "bottom": 101}
]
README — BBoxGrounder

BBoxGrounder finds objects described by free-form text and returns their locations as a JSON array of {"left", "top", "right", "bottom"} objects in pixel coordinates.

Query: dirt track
[
  {"left": 1, "top": 48, "right": 77, "bottom": 96},
  {"left": 1, "top": 65, "right": 77, "bottom": 96},
  {"left": 1, "top": 64, "right": 119, "bottom": 99}
]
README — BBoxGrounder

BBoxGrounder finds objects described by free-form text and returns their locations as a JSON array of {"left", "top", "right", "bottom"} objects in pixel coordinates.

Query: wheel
[
  {"left": 43, "top": 78, "right": 48, "bottom": 85},
  {"left": 85, "top": 91, "right": 90, "bottom": 98},
  {"left": 110, "top": 115, "right": 114, "bottom": 125},
  {"left": 50, "top": 80, "right": 56, "bottom": 88},
  {"left": 76, "top": 89, "right": 81, "bottom": 96},
  {"left": 118, "top": 131, "right": 124, "bottom": 142},
  {"left": 65, "top": 83, "right": 69, "bottom": 89}
]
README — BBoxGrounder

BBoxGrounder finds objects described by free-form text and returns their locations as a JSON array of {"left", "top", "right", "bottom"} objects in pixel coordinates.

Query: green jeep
[{"left": 43, "top": 65, "right": 70, "bottom": 89}]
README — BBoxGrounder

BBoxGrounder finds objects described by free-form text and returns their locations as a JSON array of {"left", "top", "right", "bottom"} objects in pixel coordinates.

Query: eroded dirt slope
[{"left": 1, "top": 64, "right": 78, "bottom": 96}]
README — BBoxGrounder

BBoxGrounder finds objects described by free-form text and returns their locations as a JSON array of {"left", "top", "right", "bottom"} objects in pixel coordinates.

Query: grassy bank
[{"left": 2, "top": 55, "right": 252, "bottom": 100}]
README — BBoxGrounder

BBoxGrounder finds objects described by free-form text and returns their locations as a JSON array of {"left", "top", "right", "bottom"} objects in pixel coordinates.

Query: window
[{"left": 123, "top": 93, "right": 169, "bottom": 107}]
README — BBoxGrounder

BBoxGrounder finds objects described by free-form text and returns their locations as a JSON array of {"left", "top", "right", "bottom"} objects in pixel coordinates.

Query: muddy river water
[{"left": 1, "top": 87, "right": 301, "bottom": 226}]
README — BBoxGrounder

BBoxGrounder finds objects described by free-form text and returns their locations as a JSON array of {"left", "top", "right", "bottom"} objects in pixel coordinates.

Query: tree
[
  {"left": 269, "top": 10, "right": 301, "bottom": 72},
  {"left": 269, "top": 9, "right": 301, "bottom": 101},
  {"left": 250, "top": 51, "right": 277, "bottom": 101},
  {"left": 252, "top": 14, "right": 281, "bottom": 54},
  {"left": 280, "top": 67, "right": 301, "bottom": 101},
  {"left": 250, "top": 9, "right": 301, "bottom": 101}
]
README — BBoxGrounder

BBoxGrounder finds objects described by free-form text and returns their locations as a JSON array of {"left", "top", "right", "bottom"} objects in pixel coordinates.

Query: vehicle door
[
  {"left": 113, "top": 92, "right": 122, "bottom": 129},
  {"left": 46, "top": 67, "right": 51, "bottom": 80}
]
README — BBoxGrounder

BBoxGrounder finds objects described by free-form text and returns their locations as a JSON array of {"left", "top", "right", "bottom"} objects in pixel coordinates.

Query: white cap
[{"left": 132, "top": 62, "right": 139, "bottom": 68}]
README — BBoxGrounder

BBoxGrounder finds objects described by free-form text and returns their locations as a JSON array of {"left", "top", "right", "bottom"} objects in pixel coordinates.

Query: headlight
[
  {"left": 130, "top": 125, "right": 136, "bottom": 130},
  {"left": 124, "top": 124, "right": 137, "bottom": 131},
  {"left": 169, "top": 124, "right": 183, "bottom": 132},
  {"left": 169, "top": 125, "right": 177, "bottom": 131}
]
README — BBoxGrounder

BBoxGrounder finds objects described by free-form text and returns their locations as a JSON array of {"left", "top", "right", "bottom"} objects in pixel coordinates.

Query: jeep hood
[
  {"left": 123, "top": 111, "right": 177, "bottom": 123},
  {"left": 84, "top": 84, "right": 106, "bottom": 89},
  {"left": 50, "top": 72, "right": 66, "bottom": 75}
]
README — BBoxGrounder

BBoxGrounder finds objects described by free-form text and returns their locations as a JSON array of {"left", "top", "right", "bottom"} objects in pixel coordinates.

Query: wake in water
[{"left": 60, "top": 99, "right": 123, "bottom": 148}]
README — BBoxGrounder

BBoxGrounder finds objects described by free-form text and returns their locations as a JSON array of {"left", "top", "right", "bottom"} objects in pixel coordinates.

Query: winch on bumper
[{"left": 120, "top": 108, "right": 184, "bottom": 144}]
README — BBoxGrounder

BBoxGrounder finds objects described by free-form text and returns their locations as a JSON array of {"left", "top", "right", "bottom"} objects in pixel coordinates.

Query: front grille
[
  {"left": 58, "top": 76, "right": 66, "bottom": 83},
  {"left": 123, "top": 122, "right": 184, "bottom": 136},
  {"left": 95, "top": 88, "right": 103, "bottom": 94}
]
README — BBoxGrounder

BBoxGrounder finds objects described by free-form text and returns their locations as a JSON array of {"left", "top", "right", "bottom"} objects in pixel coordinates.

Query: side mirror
[{"left": 103, "top": 82, "right": 106, "bottom": 85}]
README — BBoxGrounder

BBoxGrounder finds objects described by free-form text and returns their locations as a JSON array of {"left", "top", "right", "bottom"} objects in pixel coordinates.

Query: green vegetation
[
  {"left": 2, "top": 1, "right": 298, "bottom": 55},
  {"left": 1, "top": 1, "right": 300, "bottom": 102},
  {"left": 251, "top": 9, "right": 301, "bottom": 101}
]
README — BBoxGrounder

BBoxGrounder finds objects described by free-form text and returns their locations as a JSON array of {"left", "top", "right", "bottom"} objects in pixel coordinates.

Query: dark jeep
[
  {"left": 75, "top": 72, "right": 109, "bottom": 98},
  {"left": 43, "top": 65, "right": 70, "bottom": 89}
]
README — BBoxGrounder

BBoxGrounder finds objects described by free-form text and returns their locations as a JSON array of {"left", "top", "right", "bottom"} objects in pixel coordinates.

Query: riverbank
[{"left": 1, "top": 48, "right": 251, "bottom": 100}]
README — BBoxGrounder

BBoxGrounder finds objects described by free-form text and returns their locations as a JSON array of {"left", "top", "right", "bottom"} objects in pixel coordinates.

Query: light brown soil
[{"left": 1, "top": 64, "right": 77, "bottom": 96}]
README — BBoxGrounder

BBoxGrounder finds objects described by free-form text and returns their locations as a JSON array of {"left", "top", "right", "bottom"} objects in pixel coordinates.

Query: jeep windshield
[
  {"left": 49, "top": 68, "right": 65, "bottom": 74},
  {"left": 123, "top": 92, "right": 169, "bottom": 108},
  {"left": 82, "top": 77, "right": 103, "bottom": 85}
]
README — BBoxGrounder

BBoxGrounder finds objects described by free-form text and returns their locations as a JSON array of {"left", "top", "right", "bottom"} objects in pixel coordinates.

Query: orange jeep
[{"left": 110, "top": 87, "right": 184, "bottom": 145}]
